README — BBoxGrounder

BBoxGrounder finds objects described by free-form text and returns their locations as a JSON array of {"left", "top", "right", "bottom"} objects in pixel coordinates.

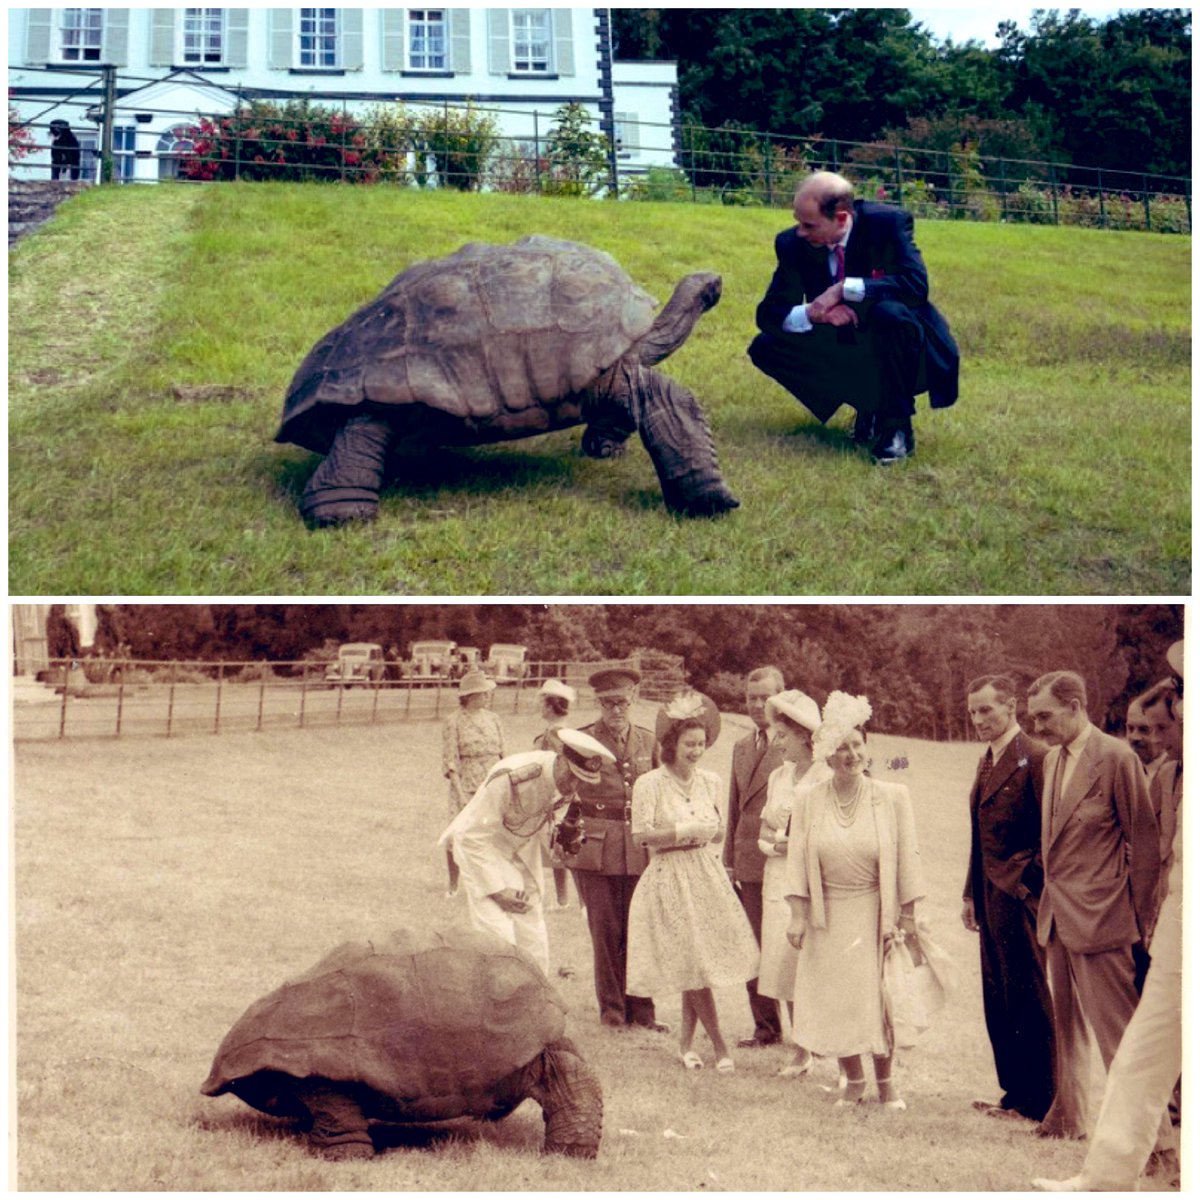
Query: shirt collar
[
  {"left": 1063, "top": 721, "right": 1093, "bottom": 757},
  {"left": 988, "top": 723, "right": 1021, "bottom": 758}
]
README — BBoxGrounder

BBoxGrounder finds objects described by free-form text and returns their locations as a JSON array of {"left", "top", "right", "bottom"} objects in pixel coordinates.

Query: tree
[{"left": 541, "top": 102, "right": 611, "bottom": 196}]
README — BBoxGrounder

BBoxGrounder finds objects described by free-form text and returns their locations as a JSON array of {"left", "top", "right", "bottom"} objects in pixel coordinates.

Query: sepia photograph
[{"left": 10, "top": 601, "right": 1184, "bottom": 1190}]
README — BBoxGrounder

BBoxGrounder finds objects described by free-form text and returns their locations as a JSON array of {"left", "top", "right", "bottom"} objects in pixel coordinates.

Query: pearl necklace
[{"left": 831, "top": 777, "right": 866, "bottom": 827}]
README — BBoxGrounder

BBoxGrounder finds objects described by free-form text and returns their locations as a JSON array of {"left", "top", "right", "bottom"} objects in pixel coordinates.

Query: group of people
[{"left": 435, "top": 642, "right": 1183, "bottom": 1187}]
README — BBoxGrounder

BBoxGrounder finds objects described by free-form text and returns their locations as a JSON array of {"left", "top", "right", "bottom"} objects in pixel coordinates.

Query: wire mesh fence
[
  {"left": 11, "top": 655, "right": 682, "bottom": 742},
  {"left": 9, "top": 64, "right": 1191, "bottom": 231}
]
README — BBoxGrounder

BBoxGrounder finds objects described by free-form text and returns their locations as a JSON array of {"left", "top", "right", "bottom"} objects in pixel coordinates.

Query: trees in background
[
  {"left": 92, "top": 604, "right": 1181, "bottom": 740},
  {"left": 612, "top": 7, "right": 1191, "bottom": 178}
]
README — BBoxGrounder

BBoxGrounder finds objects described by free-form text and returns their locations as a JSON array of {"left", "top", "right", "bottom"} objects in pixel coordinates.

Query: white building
[{"left": 7, "top": 8, "right": 680, "bottom": 186}]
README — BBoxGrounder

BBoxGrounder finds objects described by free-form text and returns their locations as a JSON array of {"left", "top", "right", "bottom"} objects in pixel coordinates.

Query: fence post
[
  {"left": 213, "top": 663, "right": 224, "bottom": 734},
  {"left": 533, "top": 110, "right": 541, "bottom": 192},
  {"left": 999, "top": 158, "right": 1008, "bottom": 222},
  {"left": 763, "top": 134, "right": 773, "bottom": 207},
  {"left": 115, "top": 675, "right": 125, "bottom": 738},
  {"left": 371, "top": 675, "right": 381, "bottom": 723},
  {"left": 299, "top": 674, "right": 308, "bottom": 729},
  {"left": 100, "top": 64, "right": 116, "bottom": 183},
  {"left": 1142, "top": 173, "right": 1151, "bottom": 231},
  {"left": 336, "top": 680, "right": 344, "bottom": 722},
  {"left": 1049, "top": 163, "right": 1059, "bottom": 225},
  {"left": 1097, "top": 168, "right": 1107, "bottom": 228},
  {"left": 893, "top": 145, "right": 903, "bottom": 206},
  {"left": 58, "top": 677, "right": 69, "bottom": 739},
  {"left": 234, "top": 87, "right": 243, "bottom": 180},
  {"left": 166, "top": 683, "right": 176, "bottom": 738},
  {"left": 257, "top": 677, "right": 266, "bottom": 731}
]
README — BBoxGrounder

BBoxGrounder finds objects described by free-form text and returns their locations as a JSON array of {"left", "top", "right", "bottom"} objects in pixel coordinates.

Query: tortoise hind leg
[
  {"left": 294, "top": 1081, "right": 375, "bottom": 1160},
  {"left": 300, "top": 413, "right": 392, "bottom": 528}
]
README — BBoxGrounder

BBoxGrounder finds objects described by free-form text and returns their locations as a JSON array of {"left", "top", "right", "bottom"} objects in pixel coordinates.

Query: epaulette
[{"left": 504, "top": 762, "right": 543, "bottom": 786}]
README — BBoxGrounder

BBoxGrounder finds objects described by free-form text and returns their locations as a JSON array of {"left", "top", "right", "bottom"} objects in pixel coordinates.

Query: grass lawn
[
  {"left": 13, "top": 705, "right": 1167, "bottom": 1191},
  {"left": 8, "top": 184, "right": 1190, "bottom": 595}
]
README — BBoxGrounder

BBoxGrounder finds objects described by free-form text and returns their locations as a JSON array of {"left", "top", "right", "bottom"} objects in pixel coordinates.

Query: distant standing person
[
  {"left": 627, "top": 694, "right": 758, "bottom": 1071},
  {"left": 441, "top": 671, "right": 506, "bottom": 897},
  {"left": 438, "top": 729, "right": 614, "bottom": 974},
  {"left": 559, "top": 667, "right": 666, "bottom": 1031},
  {"left": 785, "top": 691, "right": 925, "bottom": 1109},
  {"left": 725, "top": 666, "right": 787, "bottom": 1048},
  {"left": 961, "top": 674, "right": 1055, "bottom": 1124},
  {"left": 748, "top": 171, "right": 959, "bottom": 464},
  {"left": 756, "top": 689, "right": 825, "bottom": 1076},
  {"left": 1025, "top": 670, "right": 1161, "bottom": 1140},
  {"left": 49, "top": 119, "right": 81, "bottom": 181}
]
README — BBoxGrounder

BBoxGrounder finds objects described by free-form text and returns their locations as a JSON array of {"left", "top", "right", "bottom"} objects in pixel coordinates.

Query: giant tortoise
[
  {"left": 276, "top": 235, "right": 739, "bottom": 526},
  {"left": 200, "top": 927, "right": 603, "bottom": 1160}
]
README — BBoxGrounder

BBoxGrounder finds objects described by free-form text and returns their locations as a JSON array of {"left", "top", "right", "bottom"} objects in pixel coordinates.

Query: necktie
[
  {"left": 1050, "top": 748, "right": 1068, "bottom": 821},
  {"left": 755, "top": 729, "right": 766, "bottom": 756},
  {"left": 980, "top": 746, "right": 994, "bottom": 790},
  {"left": 833, "top": 244, "right": 846, "bottom": 283}
]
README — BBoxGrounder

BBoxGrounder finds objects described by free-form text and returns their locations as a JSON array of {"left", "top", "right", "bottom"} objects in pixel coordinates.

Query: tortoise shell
[
  {"left": 201, "top": 926, "right": 566, "bottom": 1121},
  {"left": 278, "top": 236, "right": 660, "bottom": 454}
]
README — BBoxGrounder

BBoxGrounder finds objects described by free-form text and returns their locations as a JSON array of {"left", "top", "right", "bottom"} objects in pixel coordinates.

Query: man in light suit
[
  {"left": 724, "top": 665, "right": 787, "bottom": 1047},
  {"left": 748, "top": 170, "right": 959, "bottom": 464},
  {"left": 1026, "top": 670, "right": 1161, "bottom": 1140},
  {"left": 962, "top": 674, "right": 1056, "bottom": 1123}
]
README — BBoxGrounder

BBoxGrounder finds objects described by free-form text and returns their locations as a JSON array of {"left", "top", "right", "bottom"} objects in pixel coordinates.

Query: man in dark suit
[
  {"left": 1027, "top": 670, "right": 1161, "bottom": 1140},
  {"left": 748, "top": 170, "right": 959, "bottom": 464},
  {"left": 561, "top": 667, "right": 666, "bottom": 1031},
  {"left": 962, "top": 674, "right": 1056, "bottom": 1123},
  {"left": 724, "top": 665, "right": 787, "bottom": 1047}
]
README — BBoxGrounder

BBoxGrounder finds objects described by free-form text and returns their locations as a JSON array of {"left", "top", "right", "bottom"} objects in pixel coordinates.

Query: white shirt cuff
[
  {"left": 843, "top": 276, "right": 865, "bottom": 302},
  {"left": 782, "top": 304, "right": 813, "bottom": 334}
]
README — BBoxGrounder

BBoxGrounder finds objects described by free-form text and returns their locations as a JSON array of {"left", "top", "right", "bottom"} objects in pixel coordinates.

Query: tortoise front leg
[
  {"left": 300, "top": 413, "right": 392, "bottom": 528},
  {"left": 294, "top": 1081, "right": 375, "bottom": 1160}
]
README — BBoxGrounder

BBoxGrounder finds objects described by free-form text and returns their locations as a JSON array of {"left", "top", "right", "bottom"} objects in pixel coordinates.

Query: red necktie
[{"left": 833, "top": 244, "right": 846, "bottom": 283}]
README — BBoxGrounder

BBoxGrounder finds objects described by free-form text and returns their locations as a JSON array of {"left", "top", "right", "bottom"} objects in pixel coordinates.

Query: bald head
[{"left": 793, "top": 171, "right": 856, "bottom": 247}]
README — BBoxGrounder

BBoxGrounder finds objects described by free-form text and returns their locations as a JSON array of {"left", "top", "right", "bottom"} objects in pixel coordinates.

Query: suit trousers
[
  {"left": 574, "top": 871, "right": 656, "bottom": 1026},
  {"left": 1041, "top": 935, "right": 1140, "bottom": 1136},
  {"left": 1077, "top": 885, "right": 1181, "bottom": 1187},
  {"left": 748, "top": 300, "right": 924, "bottom": 426},
  {"left": 735, "top": 879, "right": 783, "bottom": 1041},
  {"left": 977, "top": 880, "right": 1056, "bottom": 1119},
  {"left": 465, "top": 889, "right": 549, "bottom": 976}
]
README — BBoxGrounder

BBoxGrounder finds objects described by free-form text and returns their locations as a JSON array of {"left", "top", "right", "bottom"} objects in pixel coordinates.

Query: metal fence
[
  {"left": 9, "top": 64, "right": 1191, "bottom": 232},
  {"left": 11, "top": 655, "right": 681, "bottom": 742}
]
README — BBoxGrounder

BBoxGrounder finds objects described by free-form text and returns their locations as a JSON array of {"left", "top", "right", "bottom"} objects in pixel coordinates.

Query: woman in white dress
[
  {"left": 785, "top": 691, "right": 925, "bottom": 1109},
  {"left": 756, "top": 689, "right": 826, "bottom": 1076},
  {"left": 627, "top": 694, "right": 759, "bottom": 1072}
]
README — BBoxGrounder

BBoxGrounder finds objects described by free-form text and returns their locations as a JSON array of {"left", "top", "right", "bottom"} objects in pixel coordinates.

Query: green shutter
[
  {"left": 552, "top": 10, "right": 574, "bottom": 77},
  {"left": 226, "top": 10, "right": 250, "bottom": 67},
  {"left": 341, "top": 8, "right": 363, "bottom": 69},
  {"left": 25, "top": 9, "right": 52, "bottom": 63},
  {"left": 450, "top": 8, "right": 471, "bottom": 73},
  {"left": 149, "top": 9, "right": 175, "bottom": 66},
  {"left": 487, "top": 8, "right": 509, "bottom": 74},
  {"left": 381, "top": 8, "right": 403, "bottom": 70},
  {"left": 102, "top": 8, "right": 130, "bottom": 65},
  {"left": 268, "top": 9, "right": 293, "bottom": 69}
]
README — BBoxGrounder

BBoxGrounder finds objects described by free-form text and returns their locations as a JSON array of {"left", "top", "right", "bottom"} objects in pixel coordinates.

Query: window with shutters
[
  {"left": 510, "top": 9, "right": 550, "bottom": 74},
  {"left": 60, "top": 8, "right": 103, "bottom": 63},
  {"left": 298, "top": 8, "right": 339, "bottom": 68},
  {"left": 407, "top": 9, "right": 447, "bottom": 71},
  {"left": 613, "top": 112, "right": 640, "bottom": 159},
  {"left": 182, "top": 9, "right": 225, "bottom": 65}
]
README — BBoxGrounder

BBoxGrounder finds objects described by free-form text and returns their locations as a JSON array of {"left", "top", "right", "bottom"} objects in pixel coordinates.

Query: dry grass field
[{"left": 12, "top": 704, "right": 1172, "bottom": 1191}]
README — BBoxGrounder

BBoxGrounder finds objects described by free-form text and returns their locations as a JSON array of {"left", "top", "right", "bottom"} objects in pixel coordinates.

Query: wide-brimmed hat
[
  {"left": 654, "top": 689, "right": 722, "bottom": 746},
  {"left": 458, "top": 670, "right": 496, "bottom": 697},
  {"left": 555, "top": 728, "right": 616, "bottom": 783},
  {"left": 538, "top": 678, "right": 577, "bottom": 704},
  {"left": 1167, "top": 640, "right": 1184, "bottom": 678},
  {"left": 766, "top": 689, "right": 821, "bottom": 733},
  {"left": 589, "top": 667, "right": 640, "bottom": 697}
]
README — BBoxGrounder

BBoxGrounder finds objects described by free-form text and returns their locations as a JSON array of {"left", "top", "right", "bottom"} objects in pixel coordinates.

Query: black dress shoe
[
  {"left": 872, "top": 423, "right": 914, "bottom": 465},
  {"left": 632, "top": 1019, "right": 672, "bottom": 1034},
  {"left": 852, "top": 411, "right": 877, "bottom": 445},
  {"left": 736, "top": 1035, "right": 781, "bottom": 1048}
]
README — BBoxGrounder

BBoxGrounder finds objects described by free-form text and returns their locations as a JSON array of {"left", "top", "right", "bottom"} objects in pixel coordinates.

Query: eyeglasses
[{"left": 599, "top": 696, "right": 632, "bottom": 709}]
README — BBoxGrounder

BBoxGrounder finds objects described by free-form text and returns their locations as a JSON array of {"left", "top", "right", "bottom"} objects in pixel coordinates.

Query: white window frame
[
  {"left": 156, "top": 125, "right": 197, "bottom": 178},
  {"left": 181, "top": 8, "right": 226, "bottom": 67},
  {"left": 510, "top": 9, "right": 551, "bottom": 75},
  {"left": 298, "top": 8, "right": 340, "bottom": 68},
  {"left": 59, "top": 8, "right": 104, "bottom": 64},
  {"left": 112, "top": 125, "right": 137, "bottom": 181},
  {"left": 406, "top": 9, "right": 448, "bottom": 72}
]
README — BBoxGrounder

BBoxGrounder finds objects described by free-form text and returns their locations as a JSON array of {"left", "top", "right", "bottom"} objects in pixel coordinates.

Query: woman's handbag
[{"left": 882, "top": 917, "right": 958, "bottom": 1049}]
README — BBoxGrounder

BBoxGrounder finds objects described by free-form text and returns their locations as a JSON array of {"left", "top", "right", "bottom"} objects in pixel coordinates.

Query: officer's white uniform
[{"left": 438, "top": 750, "right": 561, "bottom": 972}]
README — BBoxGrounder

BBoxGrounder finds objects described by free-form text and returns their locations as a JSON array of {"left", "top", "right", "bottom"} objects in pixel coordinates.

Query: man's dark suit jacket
[
  {"left": 755, "top": 200, "right": 960, "bottom": 418},
  {"left": 724, "top": 729, "right": 784, "bottom": 884},
  {"left": 964, "top": 730, "right": 1047, "bottom": 907}
]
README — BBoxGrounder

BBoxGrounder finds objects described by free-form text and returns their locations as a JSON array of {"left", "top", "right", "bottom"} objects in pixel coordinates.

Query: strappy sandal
[{"left": 680, "top": 1050, "right": 704, "bottom": 1070}]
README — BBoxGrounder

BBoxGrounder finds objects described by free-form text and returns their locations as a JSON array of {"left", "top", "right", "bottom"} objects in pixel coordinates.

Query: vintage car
[
  {"left": 324, "top": 642, "right": 386, "bottom": 687},
  {"left": 486, "top": 643, "right": 529, "bottom": 683},
  {"left": 404, "top": 640, "right": 459, "bottom": 680}
]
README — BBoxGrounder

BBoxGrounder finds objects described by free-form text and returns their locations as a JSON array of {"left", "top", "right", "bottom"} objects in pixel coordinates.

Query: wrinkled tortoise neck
[{"left": 634, "top": 272, "right": 722, "bottom": 367}]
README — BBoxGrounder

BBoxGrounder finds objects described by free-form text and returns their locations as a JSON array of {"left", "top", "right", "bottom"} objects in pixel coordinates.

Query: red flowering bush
[
  {"left": 181, "top": 98, "right": 383, "bottom": 183},
  {"left": 9, "top": 98, "right": 36, "bottom": 163}
]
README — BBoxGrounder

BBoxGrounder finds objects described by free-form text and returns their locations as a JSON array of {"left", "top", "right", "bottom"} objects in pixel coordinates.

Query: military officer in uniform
[
  {"left": 439, "top": 728, "right": 614, "bottom": 974},
  {"left": 561, "top": 667, "right": 668, "bottom": 1030}
]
